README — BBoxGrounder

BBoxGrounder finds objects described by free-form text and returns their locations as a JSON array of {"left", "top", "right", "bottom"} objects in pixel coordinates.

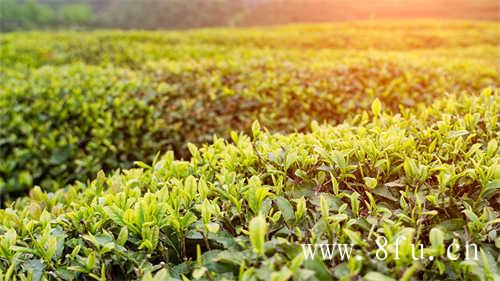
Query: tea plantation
[{"left": 0, "top": 21, "right": 499, "bottom": 280}]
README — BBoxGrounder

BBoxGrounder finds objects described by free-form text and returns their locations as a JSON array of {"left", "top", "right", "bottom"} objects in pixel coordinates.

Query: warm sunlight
[
  {"left": 241, "top": 0, "right": 499, "bottom": 24},
  {"left": 1, "top": 1, "right": 498, "bottom": 280}
]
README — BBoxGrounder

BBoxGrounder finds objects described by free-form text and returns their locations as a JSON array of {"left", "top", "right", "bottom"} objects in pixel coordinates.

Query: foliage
[
  {"left": 0, "top": 65, "right": 158, "bottom": 197},
  {"left": 0, "top": 0, "right": 93, "bottom": 31},
  {"left": 2, "top": 21, "right": 500, "bottom": 67},
  {"left": 0, "top": 21, "right": 499, "bottom": 280},
  {"left": 1, "top": 32, "right": 498, "bottom": 198},
  {"left": 59, "top": 4, "right": 93, "bottom": 26},
  {"left": 0, "top": 89, "right": 498, "bottom": 280}
]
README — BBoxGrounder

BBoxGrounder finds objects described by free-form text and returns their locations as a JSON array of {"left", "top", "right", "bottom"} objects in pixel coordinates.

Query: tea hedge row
[
  {"left": 0, "top": 65, "right": 155, "bottom": 199},
  {"left": 1, "top": 21, "right": 499, "bottom": 68},
  {"left": 4, "top": 43, "right": 499, "bottom": 71},
  {"left": 1, "top": 53, "right": 497, "bottom": 199},
  {"left": 0, "top": 89, "right": 498, "bottom": 280}
]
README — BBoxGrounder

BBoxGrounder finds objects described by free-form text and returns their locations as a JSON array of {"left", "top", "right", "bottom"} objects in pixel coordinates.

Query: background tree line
[
  {"left": 1, "top": 0, "right": 93, "bottom": 30},
  {"left": 1, "top": 0, "right": 498, "bottom": 32}
]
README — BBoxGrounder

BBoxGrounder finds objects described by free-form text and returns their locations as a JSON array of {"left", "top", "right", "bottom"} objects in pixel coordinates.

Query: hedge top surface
[
  {"left": 2, "top": 20, "right": 499, "bottom": 68},
  {"left": 0, "top": 89, "right": 498, "bottom": 281},
  {"left": 1, "top": 51, "right": 498, "bottom": 198}
]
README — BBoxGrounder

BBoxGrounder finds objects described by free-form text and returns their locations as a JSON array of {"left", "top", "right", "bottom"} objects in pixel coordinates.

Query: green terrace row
[
  {"left": 3, "top": 21, "right": 500, "bottom": 49},
  {"left": 1, "top": 55, "right": 497, "bottom": 198},
  {"left": 2, "top": 43, "right": 500, "bottom": 71},
  {"left": 1, "top": 21, "right": 499, "bottom": 68},
  {"left": 0, "top": 89, "right": 498, "bottom": 280}
]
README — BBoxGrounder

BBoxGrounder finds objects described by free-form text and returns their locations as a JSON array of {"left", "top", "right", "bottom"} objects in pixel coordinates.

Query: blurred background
[{"left": 1, "top": 0, "right": 499, "bottom": 32}]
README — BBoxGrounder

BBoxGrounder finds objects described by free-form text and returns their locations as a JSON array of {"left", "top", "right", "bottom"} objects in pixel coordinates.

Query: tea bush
[
  {"left": 1, "top": 52, "right": 497, "bottom": 199},
  {"left": 0, "top": 89, "right": 498, "bottom": 280},
  {"left": 2, "top": 21, "right": 499, "bottom": 68},
  {"left": 0, "top": 65, "right": 161, "bottom": 197}
]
